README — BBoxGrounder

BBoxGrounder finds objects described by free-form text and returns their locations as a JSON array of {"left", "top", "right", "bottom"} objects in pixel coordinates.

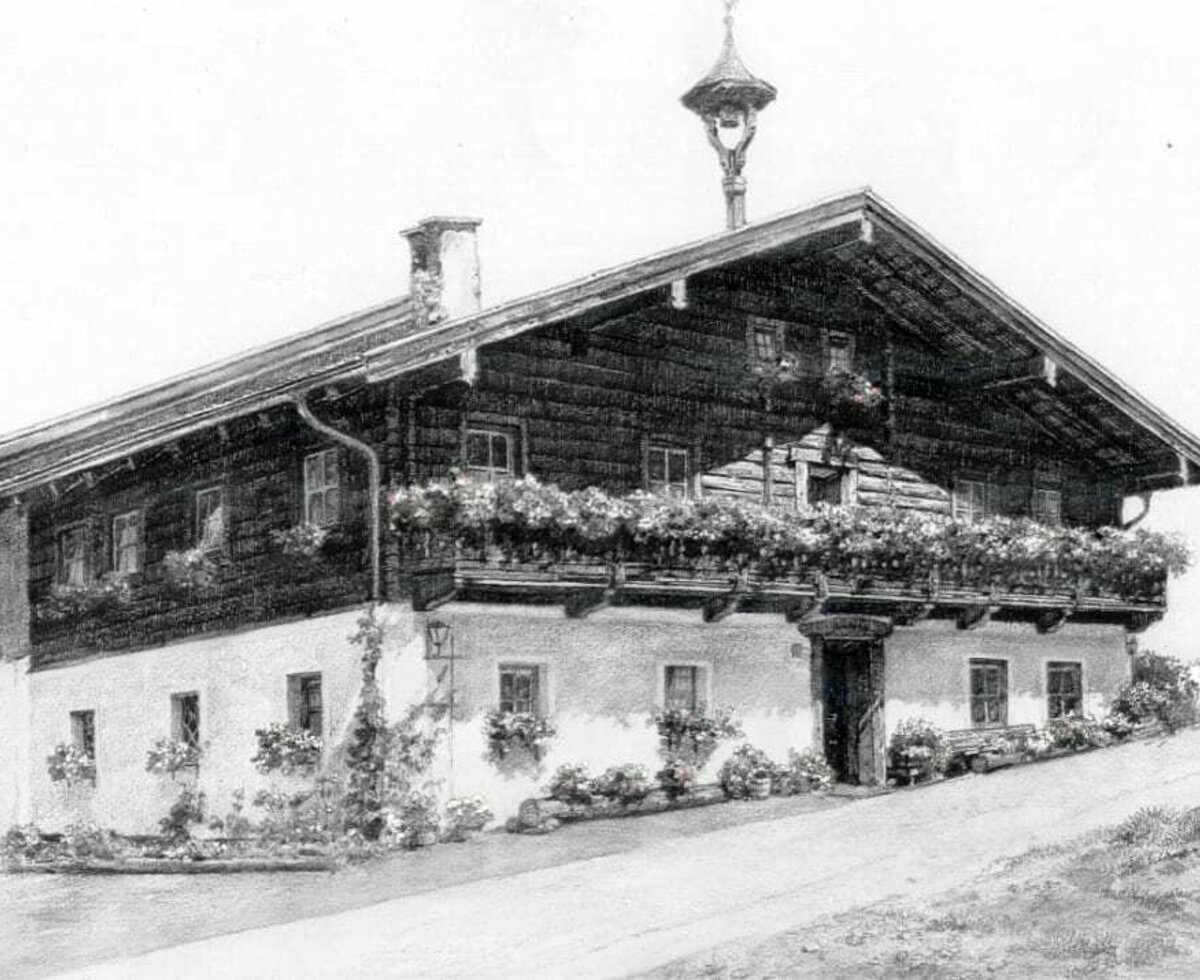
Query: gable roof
[{"left": 1, "top": 187, "right": 1198, "bottom": 497}]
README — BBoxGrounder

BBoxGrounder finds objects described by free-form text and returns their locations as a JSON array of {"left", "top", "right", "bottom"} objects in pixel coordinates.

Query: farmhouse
[{"left": 0, "top": 21, "right": 1196, "bottom": 829}]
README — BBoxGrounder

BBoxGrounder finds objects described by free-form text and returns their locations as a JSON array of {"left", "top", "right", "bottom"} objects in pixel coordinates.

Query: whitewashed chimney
[{"left": 401, "top": 217, "right": 483, "bottom": 325}]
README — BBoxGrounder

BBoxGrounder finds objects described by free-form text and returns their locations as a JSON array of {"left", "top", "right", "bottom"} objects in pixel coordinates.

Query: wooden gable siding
[
  {"left": 402, "top": 295, "right": 1118, "bottom": 525},
  {"left": 26, "top": 388, "right": 390, "bottom": 665}
]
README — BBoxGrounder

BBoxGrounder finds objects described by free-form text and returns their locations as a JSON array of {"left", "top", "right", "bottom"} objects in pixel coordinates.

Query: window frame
[
  {"left": 663, "top": 664, "right": 701, "bottom": 713},
  {"left": 1032, "top": 487, "right": 1063, "bottom": 526},
  {"left": 646, "top": 443, "right": 691, "bottom": 499},
  {"left": 953, "top": 478, "right": 991, "bottom": 523},
  {"left": 1046, "top": 661, "right": 1083, "bottom": 720},
  {"left": 969, "top": 658, "right": 1009, "bottom": 729},
  {"left": 56, "top": 522, "right": 91, "bottom": 587},
  {"left": 824, "top": 330, "right": 855, "bottom": 376},
  {"left": 288, "top": 672, "right": 324, "bottom": 738},
  {"left": 303, "top": 448, "right": 341, "bottom": 528},
  {"left": 461, "top": 415, "right": 526, "bottom": 482},
  {"left": 171, "top": 692, "right": 201, "bottom": 751},
  {"left": 111, "top": 509, "right": 144, "bottom": 577},
  {"left": 70, "top": 709, "right": 96, "bottom": 760},
  {"left": 195, "top": 486, "right": 227, "bottom": 554},
  {"left": 498, "top": 663, "right": 543, "bottom": 717}
]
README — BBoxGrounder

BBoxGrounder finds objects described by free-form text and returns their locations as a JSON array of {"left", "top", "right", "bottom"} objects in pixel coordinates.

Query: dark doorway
[{"left": 819, "top": 640, "right": 886, "bottom": 786}]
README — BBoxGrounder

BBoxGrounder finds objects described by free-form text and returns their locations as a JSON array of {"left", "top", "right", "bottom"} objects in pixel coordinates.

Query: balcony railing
[{"left": 392, "top": 477, "right": 1187, "bottom": 624}]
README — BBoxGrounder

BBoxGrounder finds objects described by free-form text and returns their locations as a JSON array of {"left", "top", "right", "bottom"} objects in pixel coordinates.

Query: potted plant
[
  {"left": 443, "top": 795, "right": 493, "bottom": 842},
  {"left": 786, "top": 749, "right": 835, "bottom": 793},
  {"left": 888, "top": 718, "right": 949, "bottom": 783},
  {"left": 589, "top": 764, "right": 651, "bottom": 805},
  {"left": 717, "top": 743, "right": 774, "bottom": 800},
  {"left": 655, "top": 757, "right": 696, "bottom": 801},
  {"left": 545, "top": 763, "right": 595, "bottom": 805},
  {"left": 747, "top": 768, "right": 773, "bottom": 801}
]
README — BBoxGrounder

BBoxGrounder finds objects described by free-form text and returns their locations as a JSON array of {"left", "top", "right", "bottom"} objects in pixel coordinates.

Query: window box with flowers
[
  {"left": 161, "top": 547, "right": 219, "bottom": 593},
  {"left": 46, "top": 743, "right": 96, "bottom": 786},
  {"left": 34, "top": 575, "right": 133, "bottom": 626},
  {"left": 820, "top": 370, "right": 885, "bottom": 428},
  {"left": 251, "top": 723, "right": 324, "bottom": 776},
  {"left": 653, "top": 706, "right": 742, "bottom": 763},
  {"left": 271, "top": 522, "right": 330, "bottom": 562},
  {"left": 145, "top": 738, "right": 202, "bottom": 778},
  {"left": 485, "top": 710, "right": 557, "bottom": 764}
]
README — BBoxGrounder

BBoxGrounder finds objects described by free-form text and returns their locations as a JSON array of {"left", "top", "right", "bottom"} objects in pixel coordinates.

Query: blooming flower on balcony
[{"left": 388, "top": 475, "right": 1190, "bottom": 602}]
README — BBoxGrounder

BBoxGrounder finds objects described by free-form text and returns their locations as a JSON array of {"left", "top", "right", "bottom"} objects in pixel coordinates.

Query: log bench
[{"left": 944, "top": 723, "right": 1037, "bottom": 773}]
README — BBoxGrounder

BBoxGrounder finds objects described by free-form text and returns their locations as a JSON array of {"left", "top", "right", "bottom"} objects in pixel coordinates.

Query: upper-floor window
[
  {"left": 969, "top": 659, "right": 1008, "bottom": 728},
  {"left": 1032, "top": 488, "right": 1062, "bottom": 526},
  {"left": 196, "top": 487, "right": 225, "bottom": 553},
  {"left": 112, "top": 510, "right": 143, "bottom": 576},
  {"left": 465, "top": 427, "right": 515, "bottom": 482},
  {"left": 304, "top": 450, "right": 340, "bottom": 527},
  {"left": 57, "top": 525, "right": 90, "bottom": 587},
  {"left": 648, "top": 444, "right": 689, "bottom": 499},
  {"left": 953, "top": 479, "right": 992, "bottom": 523},
  {"left": 1047, "top": 662, "right": 1083, "bottom": 719},
  {"left": 288, "top": 672, "right": 323, "bottom": 737},
  {"left": 172, "top": 692, "right": 201, "bottom": 750},
  {"left": 499, "top": 664, "right": 542, "bottom": 716}
]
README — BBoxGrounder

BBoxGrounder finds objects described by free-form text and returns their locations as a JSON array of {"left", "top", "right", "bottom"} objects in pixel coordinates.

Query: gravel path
[{"left": 35, "top": 730, "right": 1200, "bottom": 979}]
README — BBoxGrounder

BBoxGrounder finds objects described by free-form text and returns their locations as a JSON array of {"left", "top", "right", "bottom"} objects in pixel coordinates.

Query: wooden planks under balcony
[{"left": 402, "top": 556, "right": 1163, "bottom": 632}]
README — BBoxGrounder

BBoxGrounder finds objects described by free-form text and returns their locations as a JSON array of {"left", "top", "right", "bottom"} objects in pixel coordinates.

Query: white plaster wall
[
  {"left": 885, "top": 621, "right": 1131, "bottom": 735},
  {"left": 28, "top": 605, "right": 424, "bottom": 834},
  {"left": 0, "top": 659, "right": 31, "bottom": 826},
  {"left": 421, "top": 604, "right": 814, "bottom": 820}
]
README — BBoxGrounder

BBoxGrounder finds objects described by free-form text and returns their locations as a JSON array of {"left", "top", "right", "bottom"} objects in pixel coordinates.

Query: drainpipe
[
  {"left": 1122, "top": 491, "right": 1153, "bottom": 531},
  {"left": 293, "top": 393, "right": 382, "bottom": 603}
]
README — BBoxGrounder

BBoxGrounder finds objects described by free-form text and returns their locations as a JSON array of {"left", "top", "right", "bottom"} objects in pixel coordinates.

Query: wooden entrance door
[{"left": 820, "top": 640, "right": 886, "bottom": 786}]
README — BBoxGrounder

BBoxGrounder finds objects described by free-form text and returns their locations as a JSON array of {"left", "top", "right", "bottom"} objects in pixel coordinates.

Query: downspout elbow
[{"left": 293, "top": 393, "right": 382, "bottom": 603}]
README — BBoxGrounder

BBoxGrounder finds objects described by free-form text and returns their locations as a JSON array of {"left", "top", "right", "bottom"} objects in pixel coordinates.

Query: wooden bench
[{"left": 944, "top": 724, "right": 1037, "bottom": 773}]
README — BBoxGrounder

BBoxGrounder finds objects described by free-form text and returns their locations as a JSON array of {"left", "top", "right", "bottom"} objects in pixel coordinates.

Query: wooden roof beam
[{"left": 957, "top": 354, "right": 1059, "bottom": 390}]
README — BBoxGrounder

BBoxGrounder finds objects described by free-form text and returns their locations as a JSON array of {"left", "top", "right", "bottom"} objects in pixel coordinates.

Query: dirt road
[{"left": 52, "top": 730, "right": 1200, "bottom": 979}]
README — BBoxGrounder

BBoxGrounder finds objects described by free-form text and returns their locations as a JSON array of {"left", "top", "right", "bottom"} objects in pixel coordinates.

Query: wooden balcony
[{"left": 403, "top": 550, "right": 1165, "bottom": 633}]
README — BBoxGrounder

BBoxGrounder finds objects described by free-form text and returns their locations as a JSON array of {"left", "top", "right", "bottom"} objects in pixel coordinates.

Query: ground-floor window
[
  {"left": 288, "top": 673, "right": 323, "bottom": 736},
  {"left": 969, "top": 659, "right": 1008, "bottom": 727},
  {"left": 499, "top": 664, "right": 542, "bottom": 716},
  {"left": 172, "top": 692, "right": 201, "bottom": 749},
  {"left": 663, "top": 664, "right": 703, "bottom": 712},
  {"left": 70, "top": 709, "right": 96, "bottom": 760},
  {"left": 1047, "top": 661, "right": 1083, "bottom": 718}
]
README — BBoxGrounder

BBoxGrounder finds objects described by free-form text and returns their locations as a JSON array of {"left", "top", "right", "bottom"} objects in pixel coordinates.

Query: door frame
[{"left": 801, "top": 615, "right": 891, "bottom": 787}]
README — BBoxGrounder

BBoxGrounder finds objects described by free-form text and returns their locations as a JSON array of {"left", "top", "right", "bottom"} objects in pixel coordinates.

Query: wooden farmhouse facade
[{"left": 0, "top": 190, "right": 1197, "bottom": 828}]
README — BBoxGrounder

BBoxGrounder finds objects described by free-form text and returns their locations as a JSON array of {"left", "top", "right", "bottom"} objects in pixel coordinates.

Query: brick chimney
[{"left": 401, "top": 217, "right": 483, "bottom": 325}]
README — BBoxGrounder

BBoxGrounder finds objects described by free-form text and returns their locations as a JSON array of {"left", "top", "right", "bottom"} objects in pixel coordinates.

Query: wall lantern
[
  {"left": 681, "top": 0, "right": 777, "bottom": 230},
  {"left": 426, "top": 618, "right": 452, "bottom": 659}
]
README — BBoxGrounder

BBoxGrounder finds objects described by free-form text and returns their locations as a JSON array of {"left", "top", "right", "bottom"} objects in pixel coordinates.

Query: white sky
[{"left": 3, "top": 0, "right": 1200, "bottom": 654}]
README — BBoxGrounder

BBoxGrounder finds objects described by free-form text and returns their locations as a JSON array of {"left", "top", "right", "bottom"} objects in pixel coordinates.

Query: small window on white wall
[
  {"left": 663, "top": 664, "right": 702, "bottom": 712},
  {"left": 499, "top": 664, "right": 542, "bottom": 716}
]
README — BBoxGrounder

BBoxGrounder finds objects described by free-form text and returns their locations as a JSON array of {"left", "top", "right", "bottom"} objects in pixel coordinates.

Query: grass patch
[{"left": 647, "top": 806, "right": 1200, "bottom": 978}]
